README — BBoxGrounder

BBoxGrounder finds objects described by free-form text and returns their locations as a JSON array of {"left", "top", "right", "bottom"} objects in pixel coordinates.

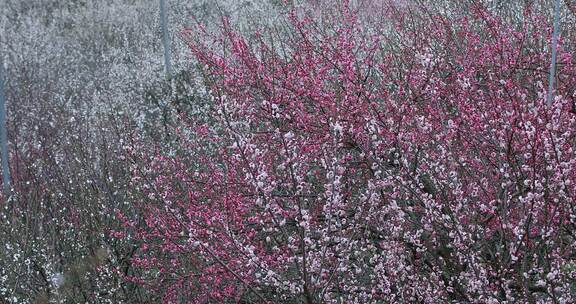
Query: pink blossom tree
[{"left": 124, "top": 1, "right": 576, "bottom": 302}]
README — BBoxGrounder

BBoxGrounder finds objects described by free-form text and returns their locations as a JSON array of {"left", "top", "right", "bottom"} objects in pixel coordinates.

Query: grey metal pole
[
  {"left": 0, "top": 56, "right": 10, "bottom": 192},
  {"left": 547, "top": 0, "right": 561, "bottom": 107},
  {"left": 160, "top": 0, "right": 172, "bottom": 77}
]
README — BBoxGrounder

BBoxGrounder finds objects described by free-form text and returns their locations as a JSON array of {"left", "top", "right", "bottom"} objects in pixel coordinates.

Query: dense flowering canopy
[{"left": 123, "top": 1, "right": 576, "bottom": 303}]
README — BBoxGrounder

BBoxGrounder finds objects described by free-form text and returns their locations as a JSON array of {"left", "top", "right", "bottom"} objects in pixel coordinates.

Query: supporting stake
[
  {"left": 547, "top": 0, "right": 562, "bottom": 107},
  {"left": 160, "top": 0, "right": 172, "bottom": 77},
  {"left": 0, "top": 56, "right": 10, "bottom": 193}
]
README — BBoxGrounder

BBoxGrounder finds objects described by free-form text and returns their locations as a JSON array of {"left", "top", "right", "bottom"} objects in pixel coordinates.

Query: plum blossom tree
[{"left": 122, "top": 0, "right": 576, "bottom": 303}]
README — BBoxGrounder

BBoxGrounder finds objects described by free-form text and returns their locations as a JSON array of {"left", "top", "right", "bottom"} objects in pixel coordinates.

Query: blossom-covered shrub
[{"left": 123, "top": 0, "right": 576, "bottom": 303}]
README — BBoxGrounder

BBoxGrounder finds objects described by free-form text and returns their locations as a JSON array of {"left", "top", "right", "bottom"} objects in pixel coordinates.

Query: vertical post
[
  {"left": 160, "top": 0, "right": 172, "bottom": 77},
  {"left": 0, "top": 56, "right": 10, "bottom": 192},
  {"left": 547, "top": 0, "right": 561, "bottom": 107}
]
